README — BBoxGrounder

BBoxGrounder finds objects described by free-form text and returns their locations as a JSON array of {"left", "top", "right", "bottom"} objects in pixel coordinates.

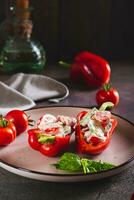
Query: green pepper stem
[
  {"left": 99, "top": 102, "right": 114, "bottom": 111},
  {"left": 58, "top": 61, "right": 71, "bottom": 68}
]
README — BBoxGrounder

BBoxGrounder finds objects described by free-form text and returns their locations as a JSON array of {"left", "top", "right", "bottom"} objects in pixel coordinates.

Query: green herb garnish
[
  {"left": 55, "top": 153, "right": 82, "bottom": 172},
  {"left": 54, "top": 153, "right": 116, "bottom": 174},
  {"left": 38, "top": 135, "right": 55, "bottom": 144}
]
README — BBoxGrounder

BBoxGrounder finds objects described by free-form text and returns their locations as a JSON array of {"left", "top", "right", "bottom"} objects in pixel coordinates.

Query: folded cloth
[
  {"left": 5, "top": 73, "right": 69, "bottom": 103},
  {"left": 0, "top": 81, "right": 35, "bottom": 115}
]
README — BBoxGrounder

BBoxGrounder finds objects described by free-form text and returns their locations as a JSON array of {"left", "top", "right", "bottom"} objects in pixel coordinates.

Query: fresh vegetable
[
  {"left": 75, "top": 102, "right": 118, "bottom": 155},
  {"left": 28, "top": 114, "right": 76, "bottom": 157},
  {"left": 131, "top": 193, "right": 134, "bottom": 200},
  {"left": 96, "top": 84, "right": 120, "bottom": 106},
  {"left": 6, "top": 110, "right": 33, "bottom": 135},
  {"left": 28, "top": 128, "right": 71, "bottom": 157},
  {"left": 0, "top": 115, "right": 16, "bottom": 146},
  {"left": 59, "top": 51, "right": 111, "bottom": 87},
  {"left": 55, "top": 153, "right": 116, "bottom": 173}
]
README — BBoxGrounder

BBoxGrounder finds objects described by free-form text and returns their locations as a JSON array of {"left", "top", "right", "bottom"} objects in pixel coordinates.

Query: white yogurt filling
[
  {"left": 80, "top": 109, "right": 112, "bottom": 143},
  {"left": 38, "top": 114, "right": 76, "bottom": 136}
]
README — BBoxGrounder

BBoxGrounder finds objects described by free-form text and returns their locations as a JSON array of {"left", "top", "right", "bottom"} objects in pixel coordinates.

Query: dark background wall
[{"left": 0, "top": 0, "right": 134, "bottom": 63}]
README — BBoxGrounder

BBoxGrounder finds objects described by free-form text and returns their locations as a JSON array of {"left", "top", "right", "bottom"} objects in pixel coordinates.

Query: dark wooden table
[{"left": 0, "top": 62, "right": 134, "bottom": 200}]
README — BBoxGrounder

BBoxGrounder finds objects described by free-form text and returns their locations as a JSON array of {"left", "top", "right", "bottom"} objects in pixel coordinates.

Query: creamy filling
[
  {"left": 38, "top": 114, "right": 57, "bottom": 130},
  {"left": 38, "top": 114, "right": 76, "bottom": 137},
  {"left": 84, "top": 119, "right": 106, "bottom": 142},
  {"left": 80, "top": 109, "right": 112, "bottom": 143}
]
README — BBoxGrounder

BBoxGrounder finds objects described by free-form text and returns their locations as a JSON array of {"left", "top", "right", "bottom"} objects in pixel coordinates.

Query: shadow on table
[{"left": 59, "top": 78, "right": 97, "bottom": 92}]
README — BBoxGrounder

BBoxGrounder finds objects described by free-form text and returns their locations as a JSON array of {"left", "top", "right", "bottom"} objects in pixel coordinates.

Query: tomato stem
[
  {"left": 103, "top": 83, "right": 111, "bottom": 91},
  {"left": 0, "top": 115, "right": 8, "bottom": 127},
  {"left": 28, "top": 115, "right": 35, "bottom": 126}
]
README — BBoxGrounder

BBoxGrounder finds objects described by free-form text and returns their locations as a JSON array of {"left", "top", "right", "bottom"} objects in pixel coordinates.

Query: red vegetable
[
  {"left": 131, "top": 193, "right": 134, "bottom": 200},
  {"left": 75, "top": 102, "right": 117, "bottom": 155},
  {"left": 28, "top": 113, "right": 76, "bottom": 157},
  {"left": 0, "top": 116, "right": 16, "bottom": 146},
  {"left": 59, "top": 51, "right": 111, "bottom": 87},
  {"left": 5, "top": 110, "right": 33, "bottom": 135},
  {"left": 96, "top": 84, "right": 120, "bottom": 106},
  {"left": 28, "top": 129, "right": 71, "bottom": 157}
]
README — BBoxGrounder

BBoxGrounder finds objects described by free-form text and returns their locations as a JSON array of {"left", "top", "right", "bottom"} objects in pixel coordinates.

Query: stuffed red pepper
[
  {"left": 28, "top": 114, "right": 76, "bottom": 157},
  {"left": 75, "top": 102, "right": 117, "bottom": 155}
]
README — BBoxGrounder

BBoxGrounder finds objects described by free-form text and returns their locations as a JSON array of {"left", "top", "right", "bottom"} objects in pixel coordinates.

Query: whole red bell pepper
[
  {"left": 59, "top": 51, "right": 111, "bottom": 87},
  {"left": 75, "top": 102, "right": 117, "bottom": 155}
]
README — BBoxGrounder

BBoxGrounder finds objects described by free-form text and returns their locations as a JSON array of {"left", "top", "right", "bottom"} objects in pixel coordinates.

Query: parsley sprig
[{"left": 54, "top": 153, "right": 116, "bottom": 174}]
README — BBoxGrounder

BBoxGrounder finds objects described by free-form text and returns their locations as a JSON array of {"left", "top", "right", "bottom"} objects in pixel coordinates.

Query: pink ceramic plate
[{"left": 0, "top": 106, "right": 134, "bottom": 182}]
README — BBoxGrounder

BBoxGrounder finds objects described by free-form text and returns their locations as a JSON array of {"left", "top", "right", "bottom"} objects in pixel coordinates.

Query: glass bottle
[{"left": 0, "top": 0, "right": 46, "bottom": 73}]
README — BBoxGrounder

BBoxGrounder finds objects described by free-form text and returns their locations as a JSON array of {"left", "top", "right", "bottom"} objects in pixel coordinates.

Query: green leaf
[
  {"left": 81, "top": 159, "right": 97, "bottom": 173},
  {"left": 81, "top": 159, "right": 115, "bottom": 173},
  {"left": 55, "top": 153, "right": 82, "bottom": 172},
  {"left": 54, "top": 153, "right": 116, "bottom": 174}
]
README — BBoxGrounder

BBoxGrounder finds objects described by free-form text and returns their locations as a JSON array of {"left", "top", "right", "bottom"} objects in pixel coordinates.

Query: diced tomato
[{"left": 90, "top": 136, "right": 101, "bottom": 145}]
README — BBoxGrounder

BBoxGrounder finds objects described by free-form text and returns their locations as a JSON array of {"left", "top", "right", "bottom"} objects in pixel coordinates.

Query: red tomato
[
  {"left": 0, "top": 118, "right": 16, "bottom": 146},
  {"left": 96, "top": 84, "right": 120, "bottom": 106},
  {"left": 6, "top": 110, "right": 28, "bottom": 135},
  {"left": 44, "top": 127, "right": 60, "bottom": 134},
  {"left": 90, "top": 136, "right": 101, "bottom": 145}
]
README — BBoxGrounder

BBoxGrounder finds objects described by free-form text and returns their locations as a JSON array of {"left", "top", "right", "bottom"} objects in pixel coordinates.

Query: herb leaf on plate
[
  {"left": 81, "top": 158, "right": 115, "bottom": 174},
  {"left": 54, "top": 153, "right": 116, "bottom": 174},
  {"left": 55, "top": 153, "right": 82, "bottom": 172}
]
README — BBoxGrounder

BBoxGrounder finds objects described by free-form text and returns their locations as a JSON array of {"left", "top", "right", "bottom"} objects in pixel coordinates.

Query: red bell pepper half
[
  {"left": 75, "top": 102, "right": 118, "bottom": 155},
  {"left": 28, "top": 129, "right": 71, "bottom": 157},
  {"left": 28, "top": 114, "right": 76, "bottom": 157}
]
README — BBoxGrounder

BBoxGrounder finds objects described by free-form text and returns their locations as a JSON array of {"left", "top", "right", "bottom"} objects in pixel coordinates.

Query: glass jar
[{"left": 0, "top": 1, "right": 46, "bottom": 73}]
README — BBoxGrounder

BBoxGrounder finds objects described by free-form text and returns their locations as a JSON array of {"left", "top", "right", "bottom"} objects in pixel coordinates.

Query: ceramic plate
[{"left": 0, "top": 106, "right": 134, "bottom": 182}]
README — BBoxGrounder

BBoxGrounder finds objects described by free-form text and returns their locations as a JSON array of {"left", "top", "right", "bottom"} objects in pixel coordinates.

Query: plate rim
[{"left": 0, "top": 105, "right": 134, "bottom": 177}]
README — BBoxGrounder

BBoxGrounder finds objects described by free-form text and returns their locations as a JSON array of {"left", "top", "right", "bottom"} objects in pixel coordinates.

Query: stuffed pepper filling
[
  {"left": 80, "top": 108, "right": 112, "bottom": 144},
  {"left": 37, "top": 114, "right": 76, "bottom": 140}
]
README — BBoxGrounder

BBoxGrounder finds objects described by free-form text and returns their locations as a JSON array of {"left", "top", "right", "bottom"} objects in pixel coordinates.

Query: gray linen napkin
[
  {"left": 0, "top": 73, "right": 69, "bottom": 114},
  {"left": 5, "top": 73, "right": 69, "bottom": 103},
  {"left": 0, "top": 81, "right": 35, "bottom": 115}
]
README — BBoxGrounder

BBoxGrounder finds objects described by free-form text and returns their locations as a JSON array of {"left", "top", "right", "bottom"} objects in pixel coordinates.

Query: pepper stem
[
  {"left": 58, "top": 61, "right": 71, "bottom": 68},
  {"left": 99, "top": 102, "right": 114, "bottom": 111}
]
